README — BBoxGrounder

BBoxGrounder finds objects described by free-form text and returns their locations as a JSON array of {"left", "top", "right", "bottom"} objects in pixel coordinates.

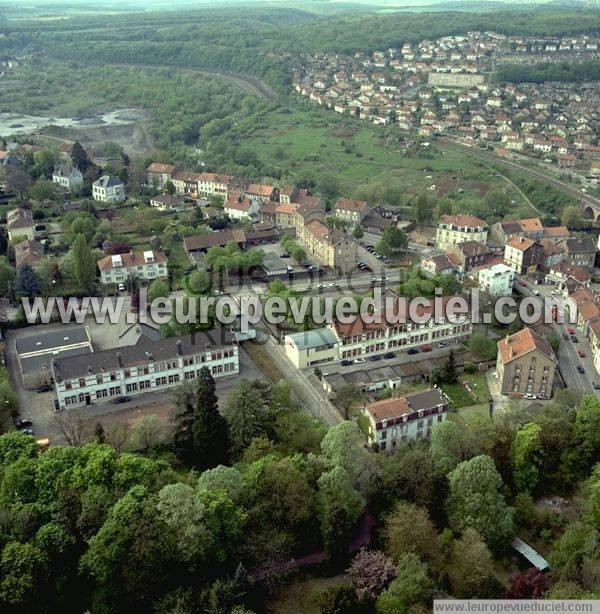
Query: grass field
[
  {"left": 244, "top": 106, "right": 530, "bottom": 201},
  {"left": 442, "top": 373, "right": 491, "bottom": 409}
]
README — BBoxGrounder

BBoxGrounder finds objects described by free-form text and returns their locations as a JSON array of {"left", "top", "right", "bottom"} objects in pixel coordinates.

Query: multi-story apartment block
[
  {"left": 331, "top": 296, "right": 472, "bottom": 361},
  {"left": 146, "top": 163, "right": 176, "bottom": 189},
  {"left": 496, "top": 327, "right": 557, "bottom": 398},
  {"left": 362, "top": 388, "right": 450, "bottom": 451},
  {"left": 52, "top": 330, "right": 238, "bottom": 409},
  {"left": 97, "top": 250, "right": 168, "bottom": 285},
  {"left": 52, "top": 165, "right": 83, "bottom": 191},
  {"left": 559, "top": 237, "right": 597, "bottom": 269},
  {"left": 478, "top": 263, "right": 514, "bottom": 296},
  {"left": 92, "top": 175, "right": 125, "bottom": 202},
  {"left": 333, "top": 198, "right": 370, "bottom": 228},
  {"left": 435, "top": 214, "right": 488, "bottom": 250},
  {"left": 587, "top": 319, "right": 600, "bottom": 376},
  {"left": 170, "top": 171, "right": 202, "bottom": 197},
  {"left": 302, "top": 219, "right": 357, "bottom": 274},
  {"left": 198, "top": 173, "right": 232, "bottom": 201},
  {"left": 504, "top": 236, "right": 544, "bottom": 275}
]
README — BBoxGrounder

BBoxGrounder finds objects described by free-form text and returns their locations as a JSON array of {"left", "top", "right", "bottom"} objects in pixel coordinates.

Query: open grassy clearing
[{"left": 245, "top": 106, "right": 529, "bottom": 201}]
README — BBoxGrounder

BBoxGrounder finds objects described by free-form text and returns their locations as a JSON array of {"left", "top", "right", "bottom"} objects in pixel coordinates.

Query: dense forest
[
  {"left": 0, "top": 371, "right": 599, "bottom": 613},
  {"left": 495, "top": 60, "right": 600, "bottom": 84}
]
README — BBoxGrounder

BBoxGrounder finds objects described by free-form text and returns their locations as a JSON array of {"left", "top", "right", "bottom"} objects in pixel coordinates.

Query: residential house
[
  {"left": 496, "top": 327, "right": 557, "bottom": 397},
  {"left": 224, "top": 195, "right": 259, "bottom": 221},
  {"left": 92, "top": 176, "right": 125, "bottom": 203},
  {"left": 6, "top": 208, "right": 35, "bottom": 241},
  {"left": 51, "top": 165, "right": 83, "bottom": 192},
  {"left": 451, "top": 240, "right": 492, "bottom": 273},
  {"left": 587, "top": 319, "right": 600, "bottom": 376},
  {"left": 333, "top": 198, "right": 370, "bottom": 228},
  {"left": 362, "top": 388, "right": 450, "bottom": 450},
  {"left": 435, "top": 214, "right": 488, "bottom": 250},
  {"left": 421, "top": 254, "right": 455, "bottom": 276},
  {"left": 14, "top": 239, "right": 44, "bottom": 269},
  {"left": 149, "top": 194, "right": 186, "bottom": 212},
  {"left": 302, "top": 220, "right": 357, "bottom": 274},
  {"left": 244, "top": 183, "right": 279, "bottom": 203},
  {"left": 52, "top": 330, "right": 238, "bottom": 410},
  {"left": 97, "top": 250, "right": 168, "bottom": 285},
  {"left": 504, "top": 236, "right": 544, "bottom": 275},
  {"left": 559, "top": 237, "right": 597, "bottom": 268},
  {"left": 146, "top": 163, "right": 176, "bottom": 190},
  {"left": 478, "top": 263, "right": 514, "bottom": 296}
]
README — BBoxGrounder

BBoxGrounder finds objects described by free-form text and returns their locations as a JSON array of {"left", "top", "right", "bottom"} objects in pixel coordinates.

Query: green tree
[
  {"left": 321, "top": 421, "right": 378, "bottom": 494},
  {"left": 384, "top": 501, "right": 442, "bottom": 568},
  {"left": 192, "top": 367, "right": 230, "bottom": 470},
  {"left": 353, "top": 225, "right": 364, "bottom": 239},
  {"left": 561, "top": 206, "right": 585, "bottom": 230},
  {"left": 15, "top": 264, "right": 39, "bottom": 298},
  {"left": 511, "top": 422, "right": 543, "bottom": 492},
  {"left": 414, "top": 192, "right": 432, "bottom": 229},
  {"left": 164, "top": 180, "right": 175, "bottom": 196},
  {"left": 430, "top": 420, "right": 464, "bottom": 474},
  {"left": 441, "top": 349, "right": 458, "bottom": 383},
  {"left": 376, "top": 553, "right": 433, "bottom": 614},
  {"left": 70, "top": 141, "right": 89, "bottom": 172},
  {"left": 448, "top": 528, "right": 498, "bottom": 598},
  {"left": 186, "top": 270, "right": 211, "bottom": 295},
  {"left": 447, "top": 455, "right": 515, "bottom": 549},
  {"left": 0, "top": 257, "right": 15, "bottom": 298},
  {"left": 469, "top": 333, "right": 497, "bottom": 361},
  {"left": 147, "top": 278, "right": 169, "bottom": 303},
  {"left": 71, "top": 233, "right": 96, "bottom": 293},
  {"left": 0, "top": 542, "right": 46, "bottom": 608},
  {"left": 318, "top": 466, "right": 365, "bottom": 557},
  {"left": 223, "top": 379, "right": 267, "bottom": 459}
]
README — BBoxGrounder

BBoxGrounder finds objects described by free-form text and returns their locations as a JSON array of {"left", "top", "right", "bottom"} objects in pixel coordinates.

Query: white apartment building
[
  {"left": 435, "top": 214, "right": 488, "bottom": 250},
  {"left": 284, "top": 328, "right": 340, "bottom": 369},
  {"left": 478, "top": 263, "right": 514, "bottom": 296},
  {"left": 52, "top": 165, "right": 84, "bottom": 191},
  {"left": 362, "top": 388, "right": 450, "bottom": 451},
  {"left": 92, "top": 175, "right": 126, "bottom": 202},
  {"left": 97, "top": 250, "right": 168, "bottom": 284},
  {"left": 197, "top": 172, "right": 231, "bottom": 200},
  {"left": 224, "top": 196, "right": 259, "bottom": 221},
  {"left": 52, "top": 330, "right": 238, "bottom": 410},
  {"left": 588, "top": 319, "right": 600, "bottom": 376}
]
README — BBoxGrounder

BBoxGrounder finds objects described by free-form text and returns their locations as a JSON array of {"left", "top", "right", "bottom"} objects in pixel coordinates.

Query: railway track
[{"left": 437, "top": 137, "right": 600, "bottom": 213}]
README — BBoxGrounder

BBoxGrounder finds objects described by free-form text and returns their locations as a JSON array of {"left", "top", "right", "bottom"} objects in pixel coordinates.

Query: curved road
[{"left": 437, "top": 137, "right": 600, "bottom": 215}]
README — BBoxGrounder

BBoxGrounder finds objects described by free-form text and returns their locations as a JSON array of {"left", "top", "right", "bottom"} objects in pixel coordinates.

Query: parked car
[
  {"left": 368, "top": 355, "right": 382, "bottom": 362},
  {"left": 340, "top": 360, "right": 352, "bottom": 366},
  {"left": 353, "top": 357, "right": 365, "bottom": 364},
  {"left": 113, "top": 396, "right": 131, "bottom": 405},
  {"left": 578, "top": 349, "right": 586, "bottom": 358},
  {"left": 518, "top": 280, "right": 527, "bottom": 287},
  {"left": 118, "top": 283, "right": 126, "bottom": 292},
  {"left": 571, "top": 335, "right": 578, "bottom": 343},
  {"left": 383, "top": 352, "right": 396, "bottom": 359},
  {"left": 280, "top": 252, "right": 290, "bottom": 258},
  {"left": 407, "top": 348, "right": 420, "bottom": 355},
  {"left": 551, "top": 289, "right": 562, "bottom": 296},
  {"left": 438, "top": 341, "right": 449, "bottom": 348},
  {"left": 577, "top": 365, "right": 585, "bottom": 374},
  {"left": 36, "top": 384, "right": 52, "bottom": 393},
  {"left": 16, "top": 419, "right": 32, "bottom": 428},
  {"left": 421, "top": 345, "right": 432, "bottom": 352},
  {"left": 531, "top": 289, "right": 540, "bottom": 296},
  {"left": 21, "top": 428, "right": 34, "bottom": 436},
  {"left": 524, "top": 393, "right": 537, "bottom": 400},
  {"left": 593, "top": 382, "right": 600, "bottom": 390},
  {"left": 567, "top": 327, "right": 576, "bottom": 335},
  {"left": 563, "top": 333, "right": 570, "bottom": 340}
]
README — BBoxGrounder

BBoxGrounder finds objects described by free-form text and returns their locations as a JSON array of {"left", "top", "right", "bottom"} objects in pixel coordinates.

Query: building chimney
[
  {"left": 116, "top": 352, "right": 123, "bottom": 368},
  {"left": 176, "top": 340, "right": 182, "bottom": 356}
]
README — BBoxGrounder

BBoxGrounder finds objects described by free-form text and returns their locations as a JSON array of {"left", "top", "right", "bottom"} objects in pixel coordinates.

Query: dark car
[
  {"left": 577, "top": 365, "right": 585, "bottom": 374},
  {"left": 36, "top": 384, "right": 52, "bottom": 393},
  {"left": 16, "top": 419, "right": 32, "bottom": 428},
  {"left": 113, "top": 396, "right": 131, "bottom": 405},
  {"left": 407, "top": 348, "right": 420, "bottom": 355},
  {"left": 383, "top": 352, "right": 396, "bottom": 359},
  {"left": 280, "top": 252, "right": 290, "bottom": 258},
  {"left": 571, "top": 335, "right": 578, "bottom": 343},
  {"left": 563, "top": 333, "right": 570, "bottom": 340},
  {"left": 21, "top": 428, "right": 34, "bottom": 436},
  {"left": 340, "top": 360, "right": 352, "bottom": 366},
  {"left": 593, "top": 382, "right": 600, "bottom": 390},
  {"left": 368, "top": 355, "right": 382, "bottom": 362}
]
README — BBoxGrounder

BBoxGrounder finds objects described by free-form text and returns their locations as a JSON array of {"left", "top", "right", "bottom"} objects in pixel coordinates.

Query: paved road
[{"left": 515, "top": 278, "right": 597, "bottom": 393}]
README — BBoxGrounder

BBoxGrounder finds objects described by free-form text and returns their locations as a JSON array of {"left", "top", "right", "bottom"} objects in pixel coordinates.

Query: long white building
[{"left": 51, "top": 330, "right": 238, "bottom": 409}]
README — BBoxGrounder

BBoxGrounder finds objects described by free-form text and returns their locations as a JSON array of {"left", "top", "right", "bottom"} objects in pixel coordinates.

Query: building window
[
  {"left": 78, "top": 378, "right": 86, "bottom": 387},
  {"left": 417, "top": 420, "right": 424, "bottom": 430}
]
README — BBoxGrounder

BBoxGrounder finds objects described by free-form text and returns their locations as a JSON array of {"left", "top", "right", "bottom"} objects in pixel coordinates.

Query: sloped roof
[{"left": 497, "top": 327, "right": 557, "bottom": 365}]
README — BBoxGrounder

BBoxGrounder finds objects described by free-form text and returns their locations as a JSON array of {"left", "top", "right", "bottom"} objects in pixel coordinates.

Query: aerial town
[
  {"left": 295, "top": 31, "right": 600, "bottom": 178},
  {"left": 1, "top": 4, "right": 600, "bottom": 611}
]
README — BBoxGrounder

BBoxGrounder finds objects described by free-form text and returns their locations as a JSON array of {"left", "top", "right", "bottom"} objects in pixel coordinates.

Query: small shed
[{"left": 511, "top": 537, "right": 549, "bottom": 571}]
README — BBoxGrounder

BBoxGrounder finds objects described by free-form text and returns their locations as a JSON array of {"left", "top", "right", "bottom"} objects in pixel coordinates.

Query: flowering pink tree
[{"left": 347, "top": 549, "right": 396, "bottom": 599}]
